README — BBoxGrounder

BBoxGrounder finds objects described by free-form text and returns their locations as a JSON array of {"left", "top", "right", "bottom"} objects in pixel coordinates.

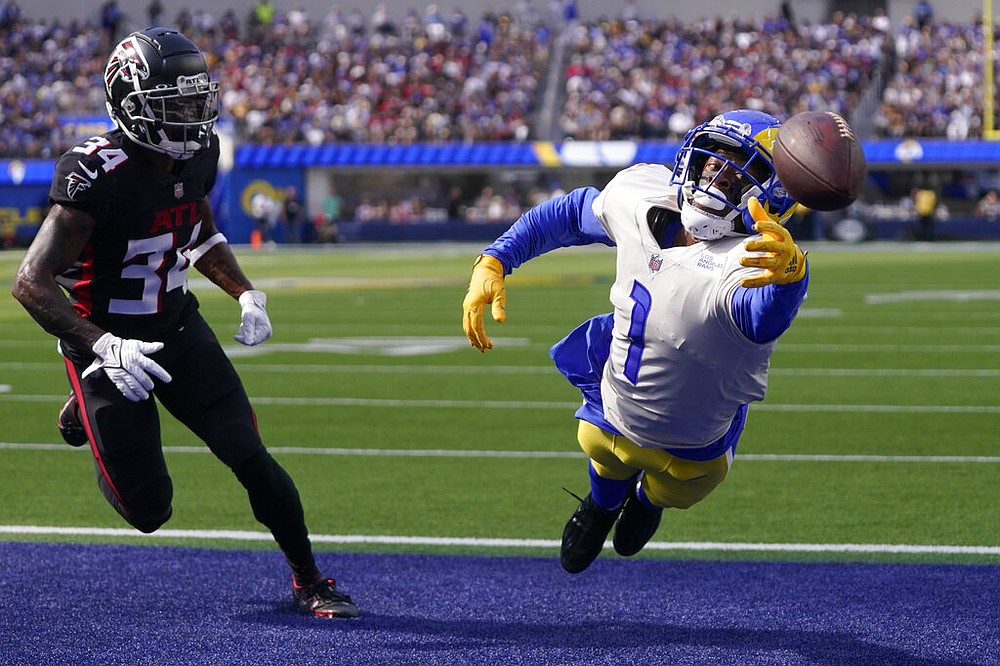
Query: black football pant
[{"left": 62, "top": 312, "right": 318, "bottom": 578}]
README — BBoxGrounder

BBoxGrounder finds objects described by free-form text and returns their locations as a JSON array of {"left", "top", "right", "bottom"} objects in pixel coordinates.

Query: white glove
[
  {"left": 234, "top": 289, "right": 272, "bottom": 346},
  {"left": 82, "top": 332, "right": 172, "bottom": 402}
]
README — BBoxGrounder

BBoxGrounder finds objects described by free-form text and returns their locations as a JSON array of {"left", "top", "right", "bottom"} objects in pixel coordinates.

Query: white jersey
[{"left": 592, "top": 163, "right": 775, "bottom": 449}]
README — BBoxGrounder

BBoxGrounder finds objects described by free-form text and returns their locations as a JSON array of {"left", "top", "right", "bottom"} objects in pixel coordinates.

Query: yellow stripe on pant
[{"left": 577, "top": 420, "right": 732, "bottom": 510}]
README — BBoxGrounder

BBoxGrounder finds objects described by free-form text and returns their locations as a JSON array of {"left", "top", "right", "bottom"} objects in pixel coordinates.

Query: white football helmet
[{"left": 670, "top": 109, "right": 796, "bottom": 240}]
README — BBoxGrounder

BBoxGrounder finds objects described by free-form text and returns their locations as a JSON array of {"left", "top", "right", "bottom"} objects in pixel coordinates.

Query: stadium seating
[{"left": 0, "top": 8, "right": 994, "bottom": 159}]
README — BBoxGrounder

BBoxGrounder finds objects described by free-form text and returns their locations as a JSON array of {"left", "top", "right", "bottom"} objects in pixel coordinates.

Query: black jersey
[{"left": 49, "top": 130, "right": 219, "bottom": 340}]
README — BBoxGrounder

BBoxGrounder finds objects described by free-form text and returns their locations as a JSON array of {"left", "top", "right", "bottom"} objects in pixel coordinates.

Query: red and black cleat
[
  {"left": 57, "top": 394, "right": 88, "bottom": 447},
  {"left": 292, "top": 577, "right": 359, "bottom": 619}
]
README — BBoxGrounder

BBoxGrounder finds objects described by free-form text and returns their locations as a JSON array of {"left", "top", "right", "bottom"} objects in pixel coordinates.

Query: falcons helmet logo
[{"left": 104, "top": 36, "right": 150, "bottom": 89}]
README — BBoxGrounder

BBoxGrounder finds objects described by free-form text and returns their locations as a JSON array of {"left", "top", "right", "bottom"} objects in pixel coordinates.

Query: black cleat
[
  {"left": 560, "top": 492, "right": 619, "bottom": 574},
  {"left": 57, "top": 394, "right": 88, "bottom": 447},
  {"left": 613, "top": 484, "right": 662, "bottom": 557},
  {"left": 292, "top": 577, "right": 359, "bottom": 618}
]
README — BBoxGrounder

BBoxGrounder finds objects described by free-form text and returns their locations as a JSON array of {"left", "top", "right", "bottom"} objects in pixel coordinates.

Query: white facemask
[{"left": 679, "top": 182, "right": 740, "bottom": 240}]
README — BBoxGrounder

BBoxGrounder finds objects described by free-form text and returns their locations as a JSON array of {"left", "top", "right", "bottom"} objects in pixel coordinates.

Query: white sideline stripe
[
  {"left": 2, "top": 393, "right": 999, "bottom": 413},
  {"left": 4, "top": 361, "right": 1000, "bottom": 378},
  {"left": 2, "top": 442, "right": 998, "bottom": 463},
  {"left": 0, "top": 525, "right": 996, "bottom": 556}
]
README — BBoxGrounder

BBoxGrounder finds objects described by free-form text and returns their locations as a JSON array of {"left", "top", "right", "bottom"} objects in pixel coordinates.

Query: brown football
[{"left": 772, "top": 111, "right": 867, "bottom": 211}]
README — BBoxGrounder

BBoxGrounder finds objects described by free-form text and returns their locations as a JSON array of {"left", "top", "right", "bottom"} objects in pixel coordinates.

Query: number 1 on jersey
[{"left": 624, "top": 280, "right": 651, "bottom": 385}]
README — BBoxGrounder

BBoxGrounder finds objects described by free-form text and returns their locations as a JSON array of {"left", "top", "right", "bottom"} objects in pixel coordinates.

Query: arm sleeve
[
  {"left": 481, "top": 186, "right": 613, "bottom": 274},
  {"left": 730, "top": 263, "right": 810, "bottom": 343}
]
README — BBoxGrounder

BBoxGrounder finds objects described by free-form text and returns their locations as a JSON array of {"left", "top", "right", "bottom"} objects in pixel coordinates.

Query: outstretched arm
[
  {"left": 482, "top": 186, "right": 612, "bottom": 273},
  {"left": 732, "top": 198, "right": 809, "bottom": 343},
  {"left": 462, "top": 187, "right": 613, "bottom": 351}
]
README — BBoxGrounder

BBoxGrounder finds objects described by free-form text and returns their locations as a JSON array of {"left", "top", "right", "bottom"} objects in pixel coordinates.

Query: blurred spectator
[
  {"left": 780, "top": 1, "right": 793, "bottom": 25},
  {"left": 318, "top": 186, "right": 343, "bottom": 242},
  {"left": 219, "top": 9, "right": 240, "bottom": 39},
  {"left": 175, "top": 8, "right": 192, "bottom": 33},
  {"left": 914, "top": 1, "right": 933, "bottom": 30},
  {"left": 281, "top": 185, "right": 304, "bottom": 243},
  {"left": 1, "top": 212, "right": 15, "bottom": 248},
  {"left": 100, "top": 1, "right": 122, "bottom": 47},
  {"left": 248, "top": 0, "right": 275, "bottom": 40},
  {"left": 0, "top": 1, "right": 22, "bottom": 29},
  {"left": 445, "top": 186, "right": 465, "bottom": 220},
  {"left": 193, "top": 9, "right": 219, "bottom": 36},
  {"left": 147, "top": 0, "right": 163, "bottom": 25},
  {"left": 465, "top": 185, "right": 522, "bottom": 223},
  {"left": 975, "top": 190, "right": 1000, "bottom": 221},
  {"left": 914, "top": 186, "right": 938, "bottom": 240},
  {"left": 354, "top": 198, "right": 390, "bottom": 222},
  {"left": 323, "top": 186, "right": 343, "bottom": 226},
  {"left": 254, "top": 0, "right": 276, "bottom": 25},
  {"left": 250, "top": 190, "right": 277, "bottom": 244},
  {"left": 871, "top": 8, "right": 891, "bottom": 33}
]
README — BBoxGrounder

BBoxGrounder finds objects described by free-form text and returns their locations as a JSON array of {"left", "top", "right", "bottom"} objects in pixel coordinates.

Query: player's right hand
[
  {"left": 84, "top": 332, "right": 173, "bottom": 402},
  {"left": 462, "top": 254, "right": 506, "bottom": 352},
  {"left": 740, "top": 198, "right": 807, "bottom": 288}
]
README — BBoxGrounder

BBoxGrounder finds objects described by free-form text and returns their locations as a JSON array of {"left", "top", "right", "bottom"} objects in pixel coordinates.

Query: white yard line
[
  {"left": 230, "top": 365, "right": 1000, "bottom": 377},
  {"left": 2, "top": 393, "right": 1000, "bottom": 413},
  {"left": 3, "top": 362, "right": 1000, "bottom": 378},
  {"left": 1, "top": 441, "right": 998, "bottom": 463}
]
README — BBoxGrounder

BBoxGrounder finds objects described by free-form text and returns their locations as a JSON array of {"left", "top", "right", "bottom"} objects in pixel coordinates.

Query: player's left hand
[
  {"left": 235, "top": 289, "right": 272, "bottom": 346},
  {"left": 740, "top": 197, "right": 807, "bottom": 288}
]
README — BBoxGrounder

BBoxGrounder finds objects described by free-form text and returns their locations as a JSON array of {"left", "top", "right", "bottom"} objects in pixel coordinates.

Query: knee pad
[
  {"left": 127, "top": 506, "right": 173, "bottom": 534},
  {"left": 98, "top": 473, "right": 173, "bottom": 533},
  {"left": 232, "top": 448, "right": 278, "bottom": 488}
]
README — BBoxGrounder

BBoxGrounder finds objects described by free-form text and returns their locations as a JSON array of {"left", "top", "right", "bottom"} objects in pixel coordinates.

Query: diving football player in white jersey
[{"left": 462, "top": 109, "right": 809, "bottom": 573}]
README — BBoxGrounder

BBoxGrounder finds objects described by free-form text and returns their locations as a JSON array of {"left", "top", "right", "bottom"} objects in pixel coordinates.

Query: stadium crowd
[
  {"left": 0, "top": 2, "right": 993, "bottom": 160},
  {"left": 558, "top": 11, "right": 889, "bottom": 140}
]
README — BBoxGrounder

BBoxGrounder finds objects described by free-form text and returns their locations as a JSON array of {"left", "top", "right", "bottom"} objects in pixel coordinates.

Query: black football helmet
[{"left": 104, "top": 27, "right": 219, "bottom": 159}]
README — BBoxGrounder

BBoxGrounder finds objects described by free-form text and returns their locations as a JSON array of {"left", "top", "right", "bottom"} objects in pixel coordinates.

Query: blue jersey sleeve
[
  {"left": 730, "top": 263, "right": 809, "bottom": 343},
  {"left": 481, "top": 187, "right": 613, "bottom": 273}
]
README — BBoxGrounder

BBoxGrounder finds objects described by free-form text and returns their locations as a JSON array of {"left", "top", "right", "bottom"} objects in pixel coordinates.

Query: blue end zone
[{"left": 1, "top": 542, "right": 996, "bottom": 665}]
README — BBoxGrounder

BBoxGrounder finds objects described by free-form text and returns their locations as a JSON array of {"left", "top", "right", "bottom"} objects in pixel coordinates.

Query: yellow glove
[
  {"left": 739, "top": 197, "right": 807, "bottom": 288},
  {"left": 462, "top": 254, "right": 507, "bottom": 352}
]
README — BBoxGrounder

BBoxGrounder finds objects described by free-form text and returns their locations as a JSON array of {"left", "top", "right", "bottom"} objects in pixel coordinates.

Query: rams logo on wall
[{"left": 240, "top": 180, "right": 282, "bottom": 217}]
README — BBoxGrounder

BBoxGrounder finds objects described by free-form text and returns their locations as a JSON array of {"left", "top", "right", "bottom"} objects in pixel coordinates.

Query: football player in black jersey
[{"left": 11, "top": 27, "right": 358, "bottom": 619}]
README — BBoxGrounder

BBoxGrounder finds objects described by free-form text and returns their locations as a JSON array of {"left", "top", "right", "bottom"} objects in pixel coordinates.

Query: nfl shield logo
[
  {"left": 174, "top": 183, "right": 184, "bottom": 199},
  {"left": 648, "top": 254, "right": 662, "bottom": 272}
]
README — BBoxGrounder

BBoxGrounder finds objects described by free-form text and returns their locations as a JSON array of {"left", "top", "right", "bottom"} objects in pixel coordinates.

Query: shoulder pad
[{"left": 54, "top": 133, "right": 129, "bottom": 203}]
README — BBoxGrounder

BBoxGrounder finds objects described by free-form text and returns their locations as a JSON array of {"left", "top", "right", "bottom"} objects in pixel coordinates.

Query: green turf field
[{"left": 1, "top": 242, "right": 998, "bottom": 564}]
